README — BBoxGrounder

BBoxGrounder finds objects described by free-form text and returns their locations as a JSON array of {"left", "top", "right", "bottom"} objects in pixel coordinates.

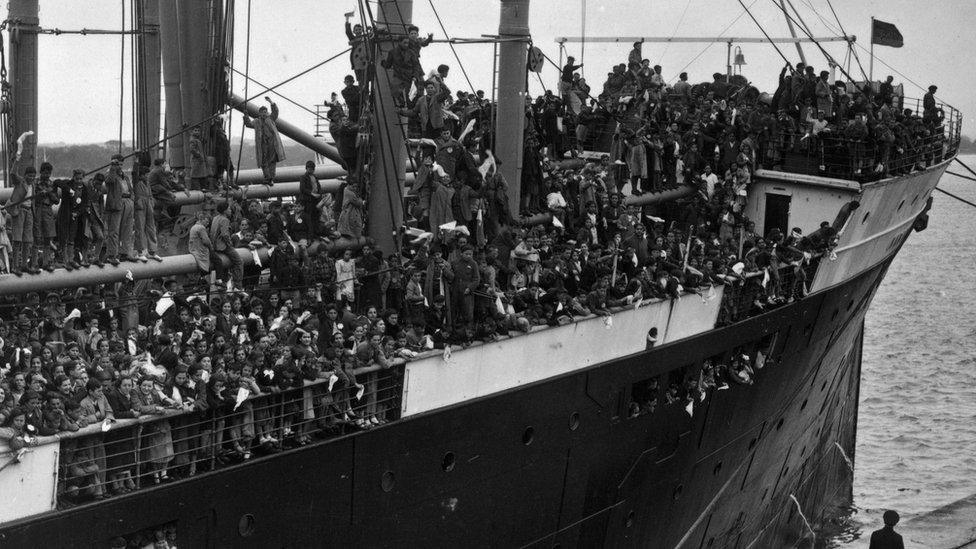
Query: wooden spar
[
  {"left": 554, "top": 35, "right": 854, "bottom": 44},
  {"left": 228, "top": 92, "right": 345, "bottom": 166}
]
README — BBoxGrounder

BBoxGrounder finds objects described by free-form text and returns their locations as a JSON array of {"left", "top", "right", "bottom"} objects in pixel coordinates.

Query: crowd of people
[{"left": 0, "top": 18, "right": 952, "bottom": 507}]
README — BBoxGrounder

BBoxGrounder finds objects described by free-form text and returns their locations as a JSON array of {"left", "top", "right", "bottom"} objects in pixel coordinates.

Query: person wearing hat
[
  {"left": 187, "top": 127, "right": 211, "bottom": 191},
  {"left": 298, "top": 161, "right": 322, "bottom": 239},
  {"left": 54, "top": 168, "right": 88, "bottom": 269},
  {"left": 7, "top": 159, "right": 38, "bottom": 275},
  {"left": 869, "top": 509, "right": 904, "bottom": 549},
  {"left": 923, "top": 84, "right": 939, "bottom": 125},
  {"left": 187, "top": 209, "right": 213, "bottom": 279},
  {"left": 79, "top": 172, "right": 106, "bottom": 267},
  {"left": 242, "top": 97, "right": 286, "bottom": 185},
  {"left": 104, "top": 154, "right": 136, "bottom": 265},
  {"left": 210, "top": 202, "right": 242, "bottom": 290},
  {"left": 33, "top": 162, "right": 60, "bottom": 272},
  {"left": 340, "top": 74, "right": 362, "bottom": 123}
]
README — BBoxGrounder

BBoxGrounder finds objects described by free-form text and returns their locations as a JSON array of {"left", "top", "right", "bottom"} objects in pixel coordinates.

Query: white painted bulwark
[
  {"left": 400, "top": 288, "right": 724, "bottom": 417},
  {"left": 0, "top": 442, "right": 58, "bottom": 523},
  {"left": 812, "top": 162, "right": 947, "bottom": 291}
]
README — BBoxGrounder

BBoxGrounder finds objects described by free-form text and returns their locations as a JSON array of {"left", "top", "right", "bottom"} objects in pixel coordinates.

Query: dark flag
[{"left": 871, "top": 18, "right": 904, "bottom": 48}]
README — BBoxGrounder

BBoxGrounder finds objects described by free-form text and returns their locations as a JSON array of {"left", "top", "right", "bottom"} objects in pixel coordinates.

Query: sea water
[{"left": 830, "top": 156, "right": 976, "bottom": 546}]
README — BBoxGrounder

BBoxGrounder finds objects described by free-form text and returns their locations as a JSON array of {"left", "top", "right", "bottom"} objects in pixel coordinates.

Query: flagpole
[{"left": 869, "top": 16, "right": 874, "bottom": 81}]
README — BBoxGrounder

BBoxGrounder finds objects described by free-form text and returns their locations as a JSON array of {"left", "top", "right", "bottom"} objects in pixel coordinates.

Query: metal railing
[
  {"left": 554, "top": 98, "right": 963, "bottom": 182},
  {"left": 717, "top": 255, "right": 822, "bottom": 325},
  {"left": 53, "top": 364, "right": 402, "bottom": 505}
]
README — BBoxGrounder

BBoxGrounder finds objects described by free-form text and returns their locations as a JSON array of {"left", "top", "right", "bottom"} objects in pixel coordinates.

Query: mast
[
  {"left": 368, "top": 0, "right": 412, "bottom": 254},
  {"left": 496, "top": 0, "right": 531, "bottom": 216},
  {"left": 134, "top": 0, "right": 161, "bottom": 162},
  {"left": 7, "top": 0, "right": 39, "bottom": 172},
  {"left": 158, "top": 0, "right": 185, "bottom": 168},
  {"left": 177, "top": 0, "right": 211, "bottom": 167}
]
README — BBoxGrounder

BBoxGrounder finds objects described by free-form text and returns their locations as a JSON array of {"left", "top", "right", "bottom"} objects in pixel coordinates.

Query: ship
[{"left": 0, "top": 0, "right": 962, "bottom": 547}]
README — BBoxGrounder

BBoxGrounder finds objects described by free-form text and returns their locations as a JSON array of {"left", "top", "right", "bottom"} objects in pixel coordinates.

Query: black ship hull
[{"left": 0, "top": 234, "right": 900, "bottom": 548}]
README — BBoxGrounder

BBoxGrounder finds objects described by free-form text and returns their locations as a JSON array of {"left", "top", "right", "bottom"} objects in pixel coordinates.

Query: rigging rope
[
  {"left": 794, "top": 0, "right": 904, "bottom": 88},
  {"left": 77, "top": 46, "right": 352, "bottom": 177},
  {"left": 934, "top": 184, "right": 976, "bottom": 209},
  {"left": 736, "top": 0, "right": 794, "bottom": 68},
  {"left": 819, "top": 0, "right": 868, "bottom": 81},
  {"left": 768, "top": 0, "right": 863, "bottom": 90},
  {"left": 426, "top": 0, "right": 476, "bottom": 94},
  {"left": 658, "top": 0, "right": 694, "bottom": 65},
  {"left": 233, "top": 0, "right": 252, "bottom": 187},
  {"left": 669, "top": 0, "right": 759, "bottom": 84},
  {"left": 229, "top": 67, "right": 325, "bottom": 121}
]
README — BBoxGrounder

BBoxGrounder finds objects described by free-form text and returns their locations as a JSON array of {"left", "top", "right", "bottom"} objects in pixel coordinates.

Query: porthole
[
  {"left": 831, "top": 309, "right": 839, "bottom": 321},
  {"left": 625, "top": 510, "right": 635, "bottom": 528},
  {"left": 707, "top": 537, "right": 715, "bottom": 547},
  {"left": 776, "top": 418, "right": 785, "bottom": 431},
  {"left": 800, "top": 398, "right": 808, "bottom": 411},
  {"left": 821, "top": 380, "right": 828, "bottom": 392},
  {"left": 748, "top": 438, "right": 758, "bottom": 450},
  {"left": 381, "top": 470, "right": 396, "bottom": 492},
  {"left": 847, "top": 299, "right": 854, "bottom": 311},
  {"left": 673, "top": 484, "right": 684, "bottom": 501},
  {"left": 897, "top": 199, "right": 905, "bottom": 211},
  {"left": 238, "top": 514, "right": 255, "bottom": 537},
  {"left": 522, "top": 426, "right": 535, "bottom": 446},
  {"left": 912, "top": 194, "right": 919, "bottom": 205},
  {"left": 568, "top": 412, "right": 581, "bottom": 431},
  {"left": 713, "top": 461, "right": 723, "bottom": 475},
  {"left": 442, "top": 452, "right": 456, "bottom": 472},
  {"left": 861, "top": 211, "right": 870, "bottom": 224}
]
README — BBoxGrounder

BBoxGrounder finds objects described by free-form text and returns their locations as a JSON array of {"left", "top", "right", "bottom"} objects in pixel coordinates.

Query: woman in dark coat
[{"left": 104, "top": 375, "right": 139, "bottom": 493}]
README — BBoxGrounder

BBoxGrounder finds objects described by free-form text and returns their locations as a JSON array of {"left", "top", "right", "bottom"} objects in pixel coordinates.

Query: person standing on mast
[{"left": 242, "top": 97, "right": 286, "bottom": 186}]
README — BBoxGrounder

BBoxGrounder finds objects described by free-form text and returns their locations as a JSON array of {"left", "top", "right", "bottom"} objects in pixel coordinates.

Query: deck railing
[
  {"left": 566, "top": 98, "right": 962, "bottom": 181},
  {"left": 49, "top": 364, "right": 402, "bottom": 506},
  {"left": 717, "top": 255, "right": 822, "bottom": 325}
]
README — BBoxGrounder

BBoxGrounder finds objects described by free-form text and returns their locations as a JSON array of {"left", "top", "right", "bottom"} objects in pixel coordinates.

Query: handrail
[{"left": 9, "top": 362, "right": 391, "bottom": 448}]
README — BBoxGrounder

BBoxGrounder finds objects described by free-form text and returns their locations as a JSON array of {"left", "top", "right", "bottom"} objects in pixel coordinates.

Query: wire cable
[
  {"left": 658, "top": 0, "right": 695, "bottom": 65},
  {"left": 426, "top": 0, "right": 476, "bottom": 94},
  {"left": 737, "top": 0, "right": 793, "bottom": 67},
  {"left": 669, "top": 0, "right": 759, "bottom": 84}
]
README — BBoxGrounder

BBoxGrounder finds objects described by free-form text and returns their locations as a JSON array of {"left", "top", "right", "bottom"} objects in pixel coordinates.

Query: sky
[{"left": 22, "top": 0, "right": 976, "bottom": 145}]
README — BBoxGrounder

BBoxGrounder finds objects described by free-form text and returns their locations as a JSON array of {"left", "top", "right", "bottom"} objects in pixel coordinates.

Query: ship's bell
[{"left": 733, "top": 46, "right": 747, "bottom": 66}]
